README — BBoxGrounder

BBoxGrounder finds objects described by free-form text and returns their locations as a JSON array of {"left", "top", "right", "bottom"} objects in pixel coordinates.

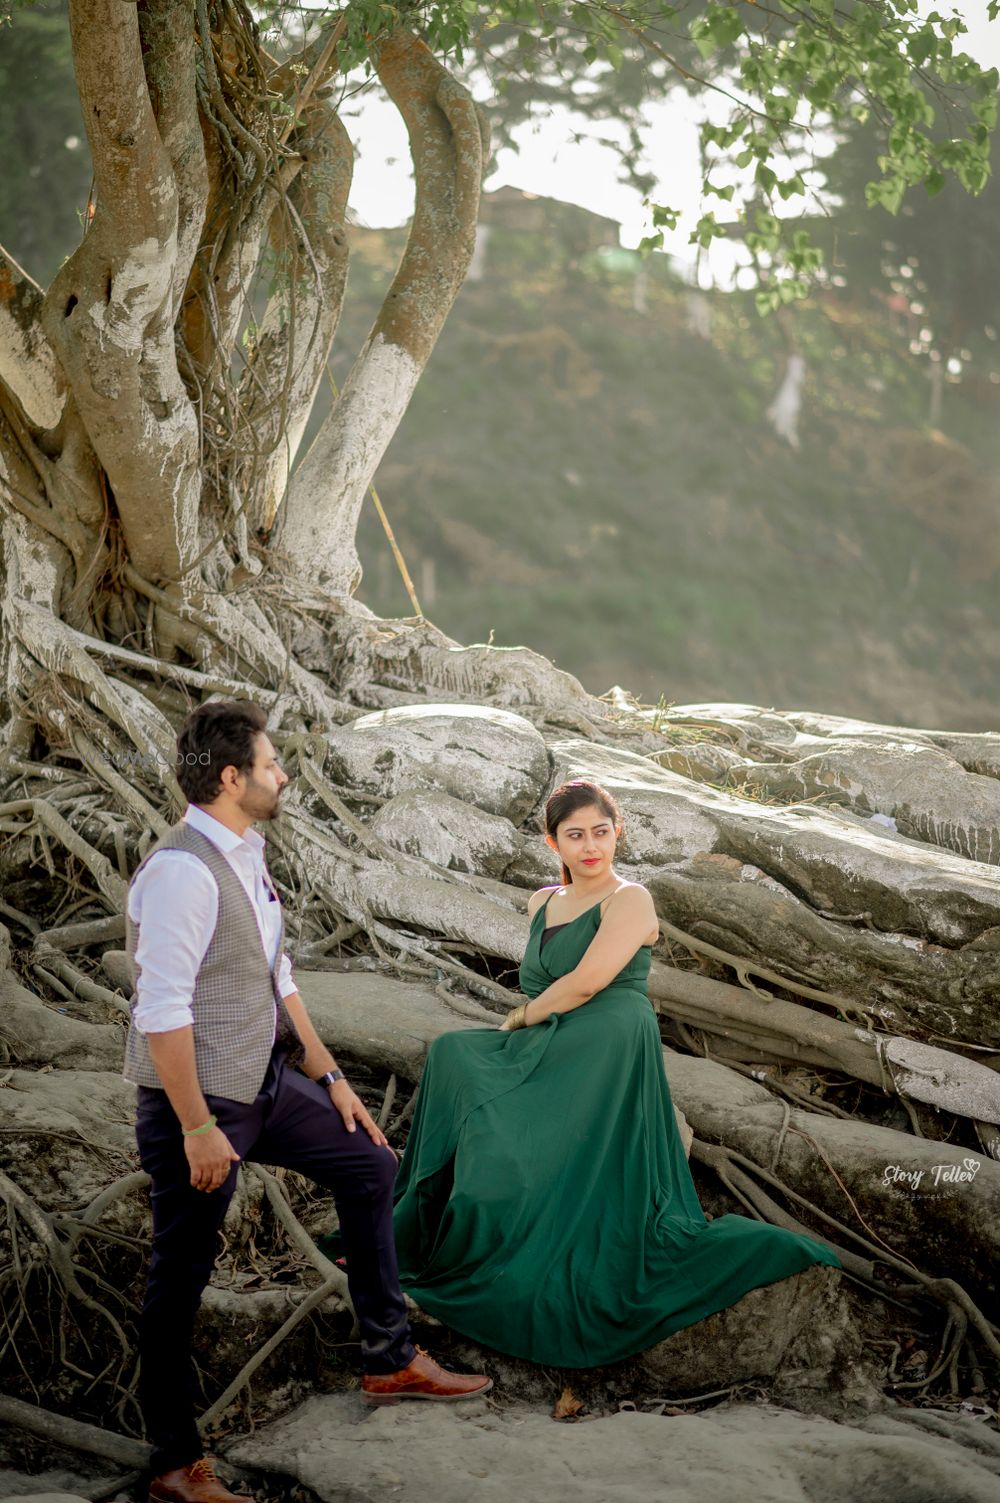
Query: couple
[{"left": 125, "top": 700, "right": 838, "bottom": 1502}]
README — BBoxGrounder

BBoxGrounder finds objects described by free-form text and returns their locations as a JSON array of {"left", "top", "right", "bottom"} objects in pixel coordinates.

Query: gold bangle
[{"left": 507, "top": 1003, "right": 528, "bottom": 1031}]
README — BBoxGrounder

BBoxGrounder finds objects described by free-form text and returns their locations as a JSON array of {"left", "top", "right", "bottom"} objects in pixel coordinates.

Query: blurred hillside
[{"left": 326, "top": 192, "right": 1000, "bottom": 730}]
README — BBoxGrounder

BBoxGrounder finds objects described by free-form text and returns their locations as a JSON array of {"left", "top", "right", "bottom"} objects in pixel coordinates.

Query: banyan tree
[{"left": 1, "top": 0, "right": 998, "bottom": 1483}]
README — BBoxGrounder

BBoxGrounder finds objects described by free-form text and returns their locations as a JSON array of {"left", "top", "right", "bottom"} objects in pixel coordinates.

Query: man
[{"left": 125, "top": 700, "right": 490, "bottom": 1503}]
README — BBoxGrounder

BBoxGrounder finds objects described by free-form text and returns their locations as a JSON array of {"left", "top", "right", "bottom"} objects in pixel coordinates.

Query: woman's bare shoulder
[
  {"left": 527, "top": 885, "right": 562, "bottom": 919},
  {"left": 609, "top": 880, "right": 652, "bottom": 901},
  {"left": 606, "top": 882, "right": 658, "bottom": 921}
]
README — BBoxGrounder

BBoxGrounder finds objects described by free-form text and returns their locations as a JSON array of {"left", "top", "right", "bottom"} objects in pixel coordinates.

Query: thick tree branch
[
  {"left": 239, "top": 94, "right": 353, "bottom": 533},
  {"left": 0, "top": 249, "right": 65, "bottom": 430},
  {"left": 138, "top": 0, "right": 210, "bottom": 318},
  {"left": 280, "top": 30, "right": 490, "bottom": 591},
  {"left": 41, "top": 0, "right": 200, "bottom": 586}
]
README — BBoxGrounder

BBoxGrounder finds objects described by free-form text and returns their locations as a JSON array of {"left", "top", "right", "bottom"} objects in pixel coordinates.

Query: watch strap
[{"left": 317, "top": 1069, "right": 345, "bottom": 1088}]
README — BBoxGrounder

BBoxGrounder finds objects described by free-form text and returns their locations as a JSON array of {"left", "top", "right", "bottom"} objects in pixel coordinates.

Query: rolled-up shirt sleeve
[
  {"left": 277, "top": 952, "right": 297, "bottom": 999},
  {"left": 128, "top": 852, "right": 219, "bottom": 1033}
]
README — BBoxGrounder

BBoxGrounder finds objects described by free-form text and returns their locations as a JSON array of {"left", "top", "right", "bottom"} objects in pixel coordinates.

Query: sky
[{"left": 341, "top": 4, "right": 1000, "bottom": 282}]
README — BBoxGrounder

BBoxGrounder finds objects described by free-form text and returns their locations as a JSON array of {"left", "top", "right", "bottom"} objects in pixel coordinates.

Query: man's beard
[{"left": 239, "top": 776, "right": 282, "bottom": 822}]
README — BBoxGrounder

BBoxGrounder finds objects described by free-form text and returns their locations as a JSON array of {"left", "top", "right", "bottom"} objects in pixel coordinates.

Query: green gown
[{"left": 392, "top": 897, "right": 840, "bottom": 1367}]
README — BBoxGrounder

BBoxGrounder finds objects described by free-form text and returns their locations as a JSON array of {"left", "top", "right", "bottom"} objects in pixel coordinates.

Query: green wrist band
[{"left": 183, "top": 1114, "right": 217, "bottom": 1137}]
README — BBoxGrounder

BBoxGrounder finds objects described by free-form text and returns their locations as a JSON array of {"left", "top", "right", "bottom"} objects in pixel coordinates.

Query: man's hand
[
  {"left": 185, "top": 1125, "right": 241, "bottom": 1192},
  {"left": 329, "top": 1079, "right": 390, "bottom": 1148}
]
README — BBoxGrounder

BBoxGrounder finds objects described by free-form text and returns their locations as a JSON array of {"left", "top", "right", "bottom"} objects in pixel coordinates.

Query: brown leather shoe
[
  {"left": 361, "top": 1346, "right": 492, "bottom": 1406},
  {"left": 149, "top": 1457, "right": 251, "bottom": 1503}
]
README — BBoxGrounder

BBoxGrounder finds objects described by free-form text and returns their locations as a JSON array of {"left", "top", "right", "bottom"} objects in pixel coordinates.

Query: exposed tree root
[
  {"left": 3, "top": 626, "right": 1000, "bottom": 1431},
  {"left": 0, "top": 1392, "right": 149, "bottom": 1467}
]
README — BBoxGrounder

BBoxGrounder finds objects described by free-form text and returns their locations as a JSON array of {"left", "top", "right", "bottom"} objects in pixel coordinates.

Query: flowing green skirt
[{"left": 393, "top": 952, "right": 839, "bottom": 1367}]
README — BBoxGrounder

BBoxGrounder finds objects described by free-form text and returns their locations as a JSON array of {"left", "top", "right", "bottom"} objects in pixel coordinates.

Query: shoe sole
[
  {"left": 149, "top": 1494, "right": 250, "bottom": 1503},
  {"left": 363, "top": 1379, "right": 493, "bottom": 1407}
]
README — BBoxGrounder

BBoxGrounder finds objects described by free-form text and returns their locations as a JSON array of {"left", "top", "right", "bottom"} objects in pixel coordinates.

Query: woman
[{"left": 392, "top": 778, "right": 839, "bottom": 1367}]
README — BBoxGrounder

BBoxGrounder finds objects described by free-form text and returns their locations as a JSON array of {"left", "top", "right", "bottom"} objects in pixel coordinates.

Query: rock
[
  {"left": 225, "top": 1391, "right": 1000, "bottom": 1503},
  {"left": 653, "top": 740, "right": 749, "bottom": 782},
  {"left": 196, "top": 1284, "right": 341, "bottom": 1388},
  {"left": 0, "top": 1493, "right": 92, "bottom": 1502},
  {"left": 325, "top": 704, "right": 550, "bottom": 821},
  {"left": 369, "top": 790, "right": 521, "bottom": 878},
  {"left": 658, "top": 702, "right": 804, "bottom": 752},
  {"left": 781, "top": 709, "right": 1000, "bottom": 781},
  {"left": 737, "top": 741, "right": 1000, "bottom": 866},
  {"left": 503, "top": 833, "right": 561, "bottom": 890},
  {"left": 296, "top": 971, "right": 497, "bottom": 1078},
  {"left": 655, "top": 704, "right": 1000, "bottom": 850},
  {"left": 636, "top": 1265, "right": 867, "bottom": 1412},
  {"left": 444, "top": 1267, "right": 866, "bottom": 1417},
  {"left": 0, "top": 1069, "right": 138, "bottom": 1206}
]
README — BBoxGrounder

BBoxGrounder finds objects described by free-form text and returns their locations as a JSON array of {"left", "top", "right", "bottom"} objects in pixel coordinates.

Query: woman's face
[{"left": 548, "top": 803, "right": 619, "bottom": 882}]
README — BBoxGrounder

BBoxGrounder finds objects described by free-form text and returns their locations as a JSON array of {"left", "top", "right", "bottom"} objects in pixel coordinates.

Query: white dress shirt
[{"left": 128, "top": 804, "right": 297, "bottom": 1035}]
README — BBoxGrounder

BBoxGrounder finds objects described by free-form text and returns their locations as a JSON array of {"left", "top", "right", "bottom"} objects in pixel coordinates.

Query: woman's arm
[{"left": 520, "top": 885, "right": 658, "bottom": 1026}]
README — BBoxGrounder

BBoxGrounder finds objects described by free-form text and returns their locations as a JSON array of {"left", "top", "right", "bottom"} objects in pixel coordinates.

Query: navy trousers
[{"left": 135, "top": 1048, "right": 414, "bottom": 1474}]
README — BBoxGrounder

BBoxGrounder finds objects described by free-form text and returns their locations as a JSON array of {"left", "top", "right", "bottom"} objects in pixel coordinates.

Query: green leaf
[
  {"left": 908, "top": 28, "right": 935, "bottom": 67},
  {"left": 689, "top": 212, "right": 727, "bottom": 249},
  {"left": 651, "top": 202, "right": 681, "bottom": 229},
  {"left": 755, "top": 288, "right": 782, "bottom": 316},
  {"left": 690, "top": 3, "right": 743, "bottom": 59}
]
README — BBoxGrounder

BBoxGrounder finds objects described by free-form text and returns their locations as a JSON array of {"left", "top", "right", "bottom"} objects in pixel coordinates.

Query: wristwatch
[{"left": 317, "top": 1069, "right": 345, "bottom": 1088}]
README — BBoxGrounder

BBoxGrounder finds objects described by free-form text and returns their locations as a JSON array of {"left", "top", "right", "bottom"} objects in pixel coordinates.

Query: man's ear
[{"left": 217, "top": 763, "right": 242, "bottom": 797}]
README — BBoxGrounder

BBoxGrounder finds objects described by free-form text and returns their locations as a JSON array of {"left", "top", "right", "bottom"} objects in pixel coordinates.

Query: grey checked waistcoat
[{"left": 123, "top": 822, "right": 304, "bottom": 1103}]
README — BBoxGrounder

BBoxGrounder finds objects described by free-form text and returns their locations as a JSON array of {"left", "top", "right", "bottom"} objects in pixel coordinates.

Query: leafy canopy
[
  {"left": 5, "top": 0, "right": 997, "bottom": 314},
  {"left": 265, "top": 0, "right": 997, "bottom": 309}
]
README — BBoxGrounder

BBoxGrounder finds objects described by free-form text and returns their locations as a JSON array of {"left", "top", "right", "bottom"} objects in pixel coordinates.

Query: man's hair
[{"left": 175, "top": 699, "right": 268, "bottom": 804}]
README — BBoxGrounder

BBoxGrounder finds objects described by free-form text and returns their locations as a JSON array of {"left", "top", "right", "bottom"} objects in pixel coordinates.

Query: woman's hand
[{"left": 500, "top": 1002, "right": 530, "bottom": 1031}]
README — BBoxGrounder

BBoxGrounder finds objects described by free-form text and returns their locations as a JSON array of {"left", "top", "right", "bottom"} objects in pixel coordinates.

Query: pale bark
[
  {"left": 41, "top": 0, "right": 201, "bottom": 585},
  {"left": 137, "top": 0, "right": 209, "bottom": 318},
  {"left": 0, "top": 249, "right": 65, "bottom": 429},
  {"left": 281, "top": 30, "right": 489, "bottom": 590}
]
